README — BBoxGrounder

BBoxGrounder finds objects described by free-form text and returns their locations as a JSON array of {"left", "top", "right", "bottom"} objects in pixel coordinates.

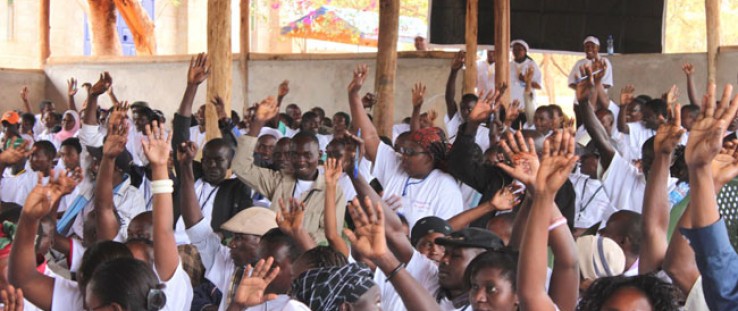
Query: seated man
[{"left": 232, "top": 97, "right": 345, "bottom": 244}]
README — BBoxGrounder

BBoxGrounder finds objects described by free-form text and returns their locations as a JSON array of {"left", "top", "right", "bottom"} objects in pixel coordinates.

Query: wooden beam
[
  {"left": 40, "top": 0, "right": 50, "bottom": 64},
  {"left": 374, "top": 0, "right": 400, "bottom": 137},
  {"left": 206, "top": 0, "right": 232, "bottom": 141},
  {"left": 464, "top": 0, "right": 478, "bottom": 94},
  {"left": 113, "top": 0, "right": 157, "bottom": 55},
  {"left": 87, "top": 0, "right": 123, "bottom": 56},
  {"left": 494, "top": 0, "right": 511, "bottom": 105},
  {"left": 705, "top": 0, "right": 720, "bottom": 85},
  {"left": 240, "top": 0, "right": 250, "bottom": 109}
]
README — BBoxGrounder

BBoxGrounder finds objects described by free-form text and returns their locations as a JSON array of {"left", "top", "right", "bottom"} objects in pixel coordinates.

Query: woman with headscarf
[
  {"left": 52, "top": 110, "right": 80, "bottom": 149},
  {"left": 509, "top": 39, "right": 543, "bottom": 107}
]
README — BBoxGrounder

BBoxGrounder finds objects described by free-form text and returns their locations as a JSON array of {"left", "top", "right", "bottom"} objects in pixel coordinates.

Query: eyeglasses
[{"left": 397, "top": 147, "right": 428, "bottom": 157}]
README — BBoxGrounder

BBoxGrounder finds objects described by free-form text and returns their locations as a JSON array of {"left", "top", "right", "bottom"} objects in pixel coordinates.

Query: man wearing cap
[
  {"left": 410, "top": 216, "right": 453, "bottom": 262},
  {"left": 568, "top": 35, "right": 614, "bottom": 89},
  {"left": 509, "top": 39, "right": 542, "bottom": 106}
]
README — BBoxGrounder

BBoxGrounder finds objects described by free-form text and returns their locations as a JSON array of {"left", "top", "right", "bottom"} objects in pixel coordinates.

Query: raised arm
[
  {"left": 575, "top": 65, "right": 616, "bottom": 170},
  {"left": 84, "top": 72, "right": 113, "bottom": 126},
  {"left": 20, "top": 86, "right": 31, "bottom": 114},
  {"left": 344, "top": 198, "right": 442, "bottom": 311},
  {"left": 547, "top": 202, "right": 579, "bottom": 311},
  {"left": 276, "top": 198, "right": 317, "bottom": 252},
  {"left": 410, "top": 82, "right": 426, "bottom": 131},
  {"left": 518, "top": 130, "right": 578, "bottom": 311},
  {"left": 227, "top": 258, "right": 281, "bottom": 311},
  {"left": 640, "top": 103, "right": 685, "bottom": 274},
  {"left": 617, "top": 85, "right": 635, "bottom": 134},
  {"left": 67, "top": 78, "right": 78, "bottom": 112},
  {"left": 593, "top": 59, "right": 610, "bottom": 111},
  {"left": 142, "top": 121, "right": 179, "bottom": 281},
  {"left": 178, "top": 53, "right": 210, "bottom": 117},
  {"left": 277, "top": 80, "right": 289, "bottom": 108},
  {"left": 323, "top": 158, "right": 350, "bottom": 257},
  {"left": 176, "top": 141, "right": 203, "bottom": 227},
  {"left": 8, "top": 175, "right": 55, "bottom": 311},
  {"left": 448, "top": 186, "right": 515, "bottom": 231},
  {"left": 347, "top": 65, "right": 380, "bottom": 162},
  {"left": 683, "top": 63, "right": 699, "bottom": 106},
  {"left": 94, "top": 104, "right": 129, "bottom": 241},
  {"left": 445, "top": 51, "right": 465, "bottom": 119}
]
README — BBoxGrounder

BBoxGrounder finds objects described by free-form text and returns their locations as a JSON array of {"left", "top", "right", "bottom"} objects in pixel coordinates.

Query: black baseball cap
[
  {"left": 411, "top": 216, "right": 452, "bottom": 246},
  {"left": 434, "top": 228, "right": 504, "bottom": 251}
]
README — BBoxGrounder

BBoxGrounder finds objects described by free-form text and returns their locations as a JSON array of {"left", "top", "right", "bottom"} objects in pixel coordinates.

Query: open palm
[
  {"left": 343, "top": 197, "right": 387, "bottom": 261},
  {"left": 497, "top": 131, "right": 540, "bottom": 189},
  {"left": 686, "top": 84, "right": 738, "bottom": 167},
  {"left": 535, "top": 131, "right": 578, "bottom": 194},
  {"left": 232, "top": 258, "right": 280, "bottom": 308}
]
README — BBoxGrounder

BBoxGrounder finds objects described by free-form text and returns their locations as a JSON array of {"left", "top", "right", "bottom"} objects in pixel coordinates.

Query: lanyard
[
  {"left": 402, "top": 176, "right": 428, "bottom": 197},
  {"left": 577, "top": 178, "right": 603, "bottom": 216},
  {"left": 198, "top": 184, "right": 219, "bottom": 211}
]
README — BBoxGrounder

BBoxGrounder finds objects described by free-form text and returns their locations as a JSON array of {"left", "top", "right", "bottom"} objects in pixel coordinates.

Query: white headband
[
  {"left": 583, "top": 36, "right": 600, "bottom": 46},
  {"left": 510, "top": 39, "right": 529, "bottom": 52}
]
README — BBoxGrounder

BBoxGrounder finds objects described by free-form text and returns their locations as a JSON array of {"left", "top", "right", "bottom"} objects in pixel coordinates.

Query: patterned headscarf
[
  {"left": 291, "top": 263, "right": 376, "bottom": 310},
  {"left": 409, "top": 127, "right": 443, "bottom": 152}
]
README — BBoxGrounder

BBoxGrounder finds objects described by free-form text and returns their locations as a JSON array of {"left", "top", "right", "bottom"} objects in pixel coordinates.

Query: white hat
[
  {"left": 220, "top": 207, "right": 278, "bottom": 236},
  {"left": 576, "top": 235, "right": 626, "bottom": 280},
  {"left": 583, "top": 36, "right": 601, "bottom": 46},
  {"left": 510, "top": 39, "right": 529, "bottom": 52},
  {"left": 258, "top": 127, "right": 283, "bottom": 139}
]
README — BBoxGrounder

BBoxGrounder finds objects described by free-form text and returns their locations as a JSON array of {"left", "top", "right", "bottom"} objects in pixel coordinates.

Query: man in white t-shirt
[{"left": 568, "top": 36, "right": 614, "bottom": 90}]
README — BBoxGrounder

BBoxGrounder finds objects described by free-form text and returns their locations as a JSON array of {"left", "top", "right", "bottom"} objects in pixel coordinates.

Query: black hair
[
  {"left": 333, "top": 112, "right": 351, "bottom": 126},
  {"left": 322, "top": 117, "right": 333, "bottom": 128},
  {"left": 643, "top": 99, "right": 668, "bottom": 118},
  {"left": 463, "top": 250, "right": 519, "bottom": 292},
  {"left": 38, "top": 100, "right": 54, "bottom": 111},
  {"left": 21, "top": 113, "right": 36, "bottom": 127},
  {"left": 279, "top": 113, "right": 295, "bottom": 128},
  {"left": 203, "top": 138, "right": 235, "bottom": 160},
  {"left": 301, "top": 111, "right": 319, "bottom": 123},
  {"left": 311, "top": 107, "right": 326, "bottom": 119},
  {"left": 0, "top": 204, "right": 21, "bottom": 223},
  {"left": 261, "top": 228, "right": 302, "bottom": 262},
  {"left": 286, "top": 103, "right": 301, "bottom": 111},
  {"left": 49, "top": 112, "right": 62, "bottom": 122},
  {"left": 633, "top": 95, "right": 652, "bottom": 106},
  {"left": 78, "top": 241, "right": 133, "bottom": 288},
  {"left": 461, "top": 94, "right": 479, "bottom": 106},
  {"left": 231, "top": 110, "right": 241, "bottom": 125},
  {"left": 681, "top": 104, "right": 700, "bottom": 117},
  {"left": 549, "top": 104, "right": 564, "bottom": 117},
  {"left": 61, "top": 137, "right": 82, "bottom": 154},
  {"left": 535, "top": 105, "right": 553, "bottom": 118},
  {"left": 292, "top": 131, "right": 320, "bottom": 147},
  {"left": 379, "top": 135, "right": 392, "bottom": 147},
  {"left": 295, "top": 246, "right": 348, "bottom": 271},
  {"left": 32, "top": 140, "right": 57, "bottom": 159},
  {"left": 577, "top": 274, "right": 680, "bottom": 311},
  {"left": 88, "top": 257, "right": 166, "bottom": 311},
  {"left": 135, "top": 107, "right": 157, "bottom": 123},
  {"left": 606, "top": 210, "right": 643, "bottom": 255}
]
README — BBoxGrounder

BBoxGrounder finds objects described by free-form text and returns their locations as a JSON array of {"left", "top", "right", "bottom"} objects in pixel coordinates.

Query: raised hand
[
  {"left": 686, "top": 84, "right": 738, "bottom": 167},
  {"left": 504, "top": 100, "right": 521, "bottom": 125},
  {"left": 654, "top": 103, "right": 685, "bottom": 155},
  {"left": 211, "top": 95, "right": 228, "bottom": 119},
  {"left": 276, "top": 198, "right": 305, "bottom": 238},
  {"left": 411, "top": 82, "right": 426, "bottom": 109},
  {"left": 524, "top": 67, "right": 535, "bottom": 85},
  {"left": 0, "top": 141, "right": 31, "bottom": 166},
  {"left": 22, "top": 173, "right": 53, "bottom": 220},
  {"left": 451, "top": 50, "right": 466, "bottom": 71},
  {"left": 177, "top": 141, "right": 198, "bottom": 165},
  {"left": 343, "top": 197, "right": 387, "bottom": 261},
  {"left": 711, "top": 140, "right": 738, "bottom": 190},
  {"left": 468, "top": 89, "right": 500, "bottom": 123},
  {"left": 348, "top": 64, "right": 368, "bottom": 94},
  {"left": 575, "top": 64, "right": 595, "bottom": 102},
  {"left": 103, "top": 113, "right": 129, "bottom": 159},
  {"left": 1, "top": 285, "right": 24, "bottom": 311},
  {"left": 592, "top": 58, "right": 607, "bottom": 84},
  {"left": 188, "top": 53, "right": 210, "bottom": 85},
  {"left": 142, "top": 121, "right": 172, "bottom": 167},
  {"left": 89, "top": 72, "right": 113, "bottom": 96},
  {"left": 20, "top": 86, "right": 29, "bottom": 103},
  {"left": 253, "top": 96, "right": 278, "bottom": 124},
  {"left": 278, "top": 80, "right": 290, "bottom": 97},
  {"left": 496, "top": 131, "right": 540, "bottom": 190},
  {"left": 664, "top": 85, "right": 680, "bottom": 106},
  {"left": 362, "top": 92, "right": 377, "bottom": 109},
  {"left": 682, "top": 63, "right": 694, "bottom": 76},
  {"left": 49, "top": 168, "right": 84, "bottom": 200},
  {"left": 324, "top": 157, "right": 343, "bottom": 186},
  {"left": 107, "top": 100, "right": 129, "bottom": 132},
  {"left": 620, "top": 84, "right": 635, "bottom": 107},
  {"left": 534, "top": 130, "right": 579, "bottom": 195},
  {"left": 230, "top": 257, "right": 280, "bottom": 309},
  {"left": 488, "top": 185, "right": 517, "bottom": 211},
  {"left": 67, "top": 78, "right": 78, "bottom": 97}
]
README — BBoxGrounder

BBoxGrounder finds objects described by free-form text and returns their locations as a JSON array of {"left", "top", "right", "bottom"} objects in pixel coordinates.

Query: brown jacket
[{"left": 231, "top": 135, "right": 345, "bottom": 244}]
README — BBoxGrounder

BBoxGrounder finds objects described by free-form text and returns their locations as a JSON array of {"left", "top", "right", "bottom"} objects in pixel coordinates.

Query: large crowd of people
[{"left": 0, "top": 35, "right": 736, "bottom": 311}]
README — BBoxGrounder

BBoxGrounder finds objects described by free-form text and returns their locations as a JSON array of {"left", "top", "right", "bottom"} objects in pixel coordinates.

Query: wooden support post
[
  {"left": 206, "top": 0, "right": 232, "bottom": 141},
  {"left": 40, "top": 0, "right": 50, "bottom": 64},
  {"left": 705, "top": 0, "right": 720, "bottom": 85},
  {"left": 464, "top": 0, "right": 478, "bottom": 94},
  {"left": 240, "top": 0, "right": 250, "bottom": 109},
  {"left": 374, "top": 0, "right": 399, "bottom": 137},
  {"left": 494, "top": 0, "right": 511, "bottom": 105},
  {"left": 113, "top": 0, "right": 157, "bottom": 55}
]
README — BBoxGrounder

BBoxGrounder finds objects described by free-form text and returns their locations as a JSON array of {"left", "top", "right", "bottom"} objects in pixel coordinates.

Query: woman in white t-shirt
[{"left": 84, "top": 258, "right": 167, "bottom": 311}]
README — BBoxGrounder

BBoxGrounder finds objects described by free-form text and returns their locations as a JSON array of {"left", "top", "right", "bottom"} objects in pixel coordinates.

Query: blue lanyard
[{"left": 402, "top": 176, "right": 428, "bottom": 197}]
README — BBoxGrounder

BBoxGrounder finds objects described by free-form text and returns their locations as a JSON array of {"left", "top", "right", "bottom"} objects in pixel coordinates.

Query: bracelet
[
  {"left": 385, "top": 262, "right": 406, "bottom": 283},
  {"left": 548, "top": 217, "right": 567, "bottom": 231},
  {"left": 151, "top": 179, "right": 174, "bottom": 194}
]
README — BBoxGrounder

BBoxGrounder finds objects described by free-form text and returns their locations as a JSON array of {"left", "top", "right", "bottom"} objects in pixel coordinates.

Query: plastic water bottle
[{"left": 607, "top": 35, "right": 614, "bottom": 55}]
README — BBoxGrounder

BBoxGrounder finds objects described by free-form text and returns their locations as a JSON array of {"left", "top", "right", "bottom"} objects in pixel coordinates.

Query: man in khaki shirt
[{"left": 232, "top": 97, "right": 345, "bottom": 244}]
